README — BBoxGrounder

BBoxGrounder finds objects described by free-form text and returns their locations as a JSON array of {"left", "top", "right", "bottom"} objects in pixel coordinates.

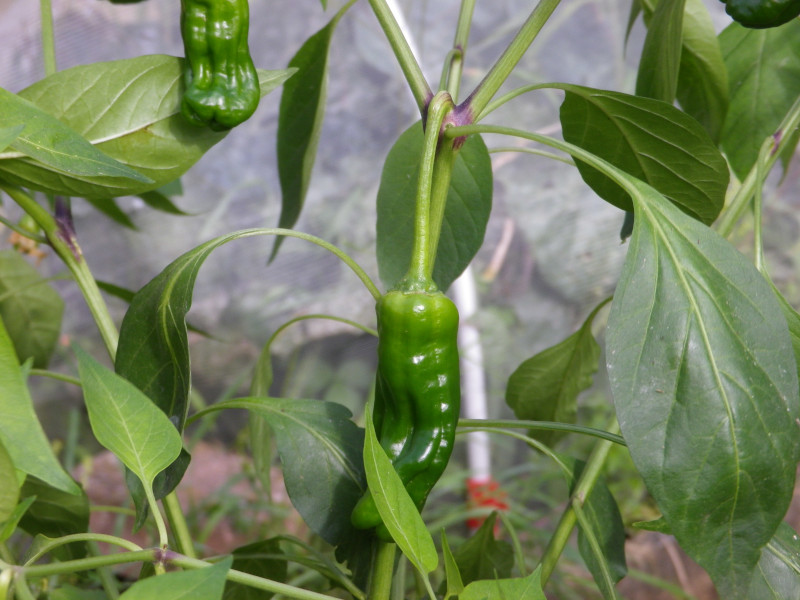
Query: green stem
[
  {"left": 753, "top": 138, "right": 772, "bottom": 273},
  {"left": 427, "top": 142, "right": 457, "bottom": 272},
  {"left": 443, "top": 0, "right": 477, "bottom": 99},
  {"left": 0, "top": 567, "right": 11, "bottom": 600},
  {"left": 24, "top": 533, "right": 143, "bottom": 566},
  {"left": 458, "top": 419, "right": 626, "bottom": 445},
  {"left": 404, "top": 92, "right": 454, "bottom": 287},
  {"left": 367, "top": 0, "right": 432, "bottom": 113},
  {"left": 715, "top": 95, "right": 800, "bottom": 239},
  {"left": 368, "top": 542, "right": 397, "bottom": 600},
  {"left": 29, "top": 368, "right": 82, "bottom": 387},
  {"left": 40, "top": 0, "right": 57, "bottom": 76},
  {"left": 539, "top": 421, "right": 620, "bottom": 585},
  {"left": 21, "top": 550, "right": 157, "bottom": 577},
  {"left": 170, "top": 555, "right": 344, "bottom": 600},
  {"left": 87, "top": 541, "right": 121, "bottom": 600},
  {"left": 463, "top": 0, "right": 562, "bottom": 119},
  {"left": 1, "top": 187, "right": 119, "bottom": 359},
  {"left": 163, "top": 492, "right": 196, "bottom": 558},
  {"left": 14, "top": 572, "right": 37, "bottom": 600},
  {"left": 143, "top": 485, "right": 170, "bottom": 549}
]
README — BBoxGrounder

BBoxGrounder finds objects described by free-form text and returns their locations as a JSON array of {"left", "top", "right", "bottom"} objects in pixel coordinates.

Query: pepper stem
[{"left": 403, "top": 92, "right": 454, "bottom": 290}]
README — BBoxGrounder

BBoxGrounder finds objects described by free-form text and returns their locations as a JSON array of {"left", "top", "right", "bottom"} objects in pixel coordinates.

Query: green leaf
[
  {"left": 453, "top": 513, "right": 514, "bottom": 586},
  {"left": 248, "top": 342, "right": 276, "bottom": 500},
  {"left": 0, "top": 87, "right": 150, "bottom": 183},
  {"left": 631, "top": 516, "right": 672, "bottom": 533},
  {"left": 76, "top": 346, "right": 183, "bottom": 491},
  {"left": 0, "top": 250, "right": 64, "bottom": 368},
  {"left": 772, "top": 285, "right": 800, "bottom": 380},
  {"left": 363, "top": 404, "right": 438, "bottom": 574},
  {"left": 199, "top": 397, "right": 365, "bottom": 546},
  {"left": 19, "top": 477, "right": 89, "bottom": 560},
  {"left": 558, "top": 84, "right": 728, "bottom": 224},
  {"left": 0, "top": 316, "right": 78, "bottom": 495},
  {"left": 273, "top": 21, "right": 336, "bottom": 260},
  {"left": 119, "top": 556, "right": 232, "bottom": 600},
  {"left": 719, "top": 20, "right": 800, "bottom": 179},
  {"left": 442, "top": 531, "right": 465, "bottom": 600},
  {"left": 0, "top": 438, "right": 18, "bottom": 522},
  {"left": 223, "top": 539, "right": 287, "bottom": 600},
  {"left": 84, "top": 196, "right": 137, "bottom": 230},
  {"left": 139, "top": 190, "right": 190, "bottom": 216},
  {"left": 747, "top": 522, "right": 800, "bottom": 600},
  {"left": 50, "top": 585, "right": 108, "bottom": 600},
  {"left": 1, "top": 56, "right": 292, "bottom": 199},
  {"left": 673, "top": 0, "right": 729, "bottom": 142},
  {"left": 376, "top": 123, "right": 493, "bottom": 291},
  {"left": 606, "top": 179, "right": 800, "bottom": 598},
  {"left": 505, "top": 298, "right": 608, "bottom": 446},
  {"left": 636, "top": 0, "right": 687, "bottom": 102},
  {"left": 459, "top": 566, "right": 546, "bottom": 600},
  {"left": 564, "top": 457, "right": 627, "bottom": 595},
  {"left": 0, "top": 496, "right": 36, "bottom": 543},
  {"left": 0, "top": 125, "right": 24, "bottom": 152}
]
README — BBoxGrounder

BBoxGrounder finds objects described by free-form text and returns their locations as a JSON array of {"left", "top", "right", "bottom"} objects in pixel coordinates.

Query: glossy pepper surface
[
  {"left": 351, "top": 288, "right": 460, "bottom": 539},
  {"left": 719, "top": 0, "right": 800, "bottom": 27},
  {"left": 180, "top": 0, "right": 260, "bottom": 131}
]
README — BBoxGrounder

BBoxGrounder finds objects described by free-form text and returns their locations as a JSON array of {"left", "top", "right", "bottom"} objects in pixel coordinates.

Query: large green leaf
[
  {"left": 0, "top": 250, "right": 64, "bottom": 368},
  {"left": 453, "top": 513, "right": 514, "bottom": 586},
  {"left": 1, "top": 55, "right": 292, "bottom": 199},
  {"left": 441, "top": 531, "right": 465, "bottom": 600},
  {"left": 273, "top": 21, "right": 336, "bottom": 260},
  {"left": 362, "top": 405, "right": 437, "bottom": 573},
  {"left": 636, "top": 0, "right": 687, "bottom": 102},
  {"left": 0, "top": 496, "right": 35, "bottom": 543},
  {"left": 0, "top": 125, "right": 24, "bottom": 152},
  {"left": 459, "top": 566, "right": 546, "bottom": 600},
  {"left": 505, "top": 298, "right": 607, "bottom": 447},
  {"left": 223, "top": 539, "right": 287, "bottom": 600},
  {"left": 639, "top": 0, "right": 729, "bottom": 141},
  {"left": 606, "top": 178, "right": 800, "bottom": 597},
  {"left": 19, "top": 477, "right": 89, "bottom": 561},
  {"left": 119, "top": 557, "right": 232, "bottom": 600},
  {"left": 197, "top": 397, "right": 365, "bottom": 547},
  {"left": 747, "top": 522, "right": 800, "bottom": 599},
  {"left": 772, "top": 285, "right": 800, "bottom": 380},
  {"left": 76, "top": 346, "right": 183, "bottom": 493},
  {"left": 376, "top": 122, "right": 492, "bottom": 291},
  {"left": 0, "top": 438, "right": 18, "bottom": 523},
  {"left": 558, "top": 84, "right": 728, "bottom": 224},
  {"left": 719, "top": 20, "right": 800, "bottom": 179},
  {"left": 0, "top": 87, "right": 150, "bottom": 184},
  {"left": 0, "top": 317, "right": 78, "bottom": 495}
]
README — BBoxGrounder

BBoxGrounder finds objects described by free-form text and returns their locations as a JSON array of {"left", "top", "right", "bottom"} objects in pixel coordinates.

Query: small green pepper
[
  {"left": 180, "top": 0, "right": 260, "bottom": 131},
  {"left": 351, "top": 288, "right": 460, "bottom": 540},
  {"left": 719, "top": 0, "right": 800, "bottom": 28}
]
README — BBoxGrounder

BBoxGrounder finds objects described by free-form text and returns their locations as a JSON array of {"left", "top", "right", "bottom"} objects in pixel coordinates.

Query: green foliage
[
  {"left": 223, "top": 540, "right": 287, "bottom": 600},
  {"left": 747, "top": 522, "right": 800, "bottom": 599},
  {"left": 119, "top": 557, "right": 232, "bottom": 600},
  {"left": 376, "top": 122, "right": 492, "bottom": 291},
  {"left": 459, "top": 565, "right": 546, "bottom": 600},
  {"left": 0, "top": 439, "right": 18, "bottom": 523},
  {"left": 452, "top": 513, "right": 514, "bottom": 586}
]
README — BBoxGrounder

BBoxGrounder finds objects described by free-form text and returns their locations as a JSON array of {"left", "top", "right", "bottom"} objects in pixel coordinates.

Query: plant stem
[
  {"left": 405, "top": 92, "right": 454, "bottom": 287},
  {"left": 715, "top": 95, "right": 800, "bottom": 238},
  {"left": 40, "top": 0, "right": 57, "bottom": 76},
  {"left": 144, "top": 486, "right": 170, "bottom": 550},
  {"left": 368, "top": 0, "right": 432, "bottom": 113},
  {"left": 463, "top": 0, "right": 561, "bottom": 119},
  {"left": 459, "top": 419, "right": 626, "bottom": 445},
  {"left": 163, "top": 492, "right": 196, "bottom": 558},
  {"left": 29, "top": 368, "right": 82, "bottom": 387},
  {"left": 24, "top": 533, "right": 143, "bottom": 566},
  {"left": 368, "top": 542, "right": 397, "bottom": 600},
  {"left": 170, "top": 555, "right": 344, "bottom": 600},
  {"left": 427, "top": 142, "right": 457, "bottom": 272},
  {"left": 22, "top": 550, "right": 157, "bottom": 577},
  {"left": 444, "top": 0, "right": 477, "bottom": 100},
  {"left": 539, "top": 421, "right": 620, "bottom": 585}
]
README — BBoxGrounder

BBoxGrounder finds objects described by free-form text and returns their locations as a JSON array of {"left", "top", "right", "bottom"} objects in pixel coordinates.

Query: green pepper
[
  {"left": 351, "top": 288, "right": 460, "bottom": 540},
  {"left": 180, "top": 0, "right": 260, "bottom": 131},
  {"left": 719, "top": 0, "right": 800, "bottom": 28}
]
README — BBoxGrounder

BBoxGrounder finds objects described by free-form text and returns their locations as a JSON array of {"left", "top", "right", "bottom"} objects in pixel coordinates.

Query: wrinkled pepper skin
[
  {"left": 720, "top": 0, "right": 800, "bottom": 28},
  {"left": 351, "top": 289, "right": 460, "bottom": 539},
  {"left": 180, "top": 0, "right": 260, "bottom": 131}
]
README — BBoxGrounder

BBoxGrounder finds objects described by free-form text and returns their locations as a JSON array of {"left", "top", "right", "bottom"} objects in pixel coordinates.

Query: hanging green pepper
[
  {"left": 180, "top": 0, "right": 260, "bottom": 131},
  {"left": 351, "top": 287, "right": 460, "bottom": 540},
  {"left": 719, "top": 0, "right": 800, "bottom": 28}
]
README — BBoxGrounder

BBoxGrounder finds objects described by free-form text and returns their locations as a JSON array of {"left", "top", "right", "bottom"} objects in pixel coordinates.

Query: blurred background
[{"left": 2, "top": 1, "right": 798, "bottom": 598}]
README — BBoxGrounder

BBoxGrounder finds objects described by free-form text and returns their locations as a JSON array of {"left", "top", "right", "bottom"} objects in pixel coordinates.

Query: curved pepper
[
  {"left": 719, "top": 0, "right": 800, "bottom": 28},
  {"left": 180, "top": 0, "right": 260, "bottom": 131},
  {"left": 351, "top": 288, "right": 460, "bottom": 540}
]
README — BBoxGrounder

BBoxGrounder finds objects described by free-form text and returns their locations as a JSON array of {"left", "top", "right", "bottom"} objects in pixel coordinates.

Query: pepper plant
[{"left": 1, "top": 0, "right": 800, "bottom": 599}]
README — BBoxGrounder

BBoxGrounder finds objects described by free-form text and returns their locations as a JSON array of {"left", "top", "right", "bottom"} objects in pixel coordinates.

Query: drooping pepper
[
  {"left": 351, "top": 287, "right": 461, "bottom": 539},
  {"left": 180, "top": 0, "right": 260, "bottom": 131},
  {"left": 719, "top": 0, "right": 800, "bottom": 28}
]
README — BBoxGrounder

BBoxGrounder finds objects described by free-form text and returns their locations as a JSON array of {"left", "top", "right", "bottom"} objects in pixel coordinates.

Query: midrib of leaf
[
  {"left": 634, "top": 196, "right": 741, "bottom": 546},
  {"left": 765, "top": 541, "right": 800, "bottom": 576}
]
